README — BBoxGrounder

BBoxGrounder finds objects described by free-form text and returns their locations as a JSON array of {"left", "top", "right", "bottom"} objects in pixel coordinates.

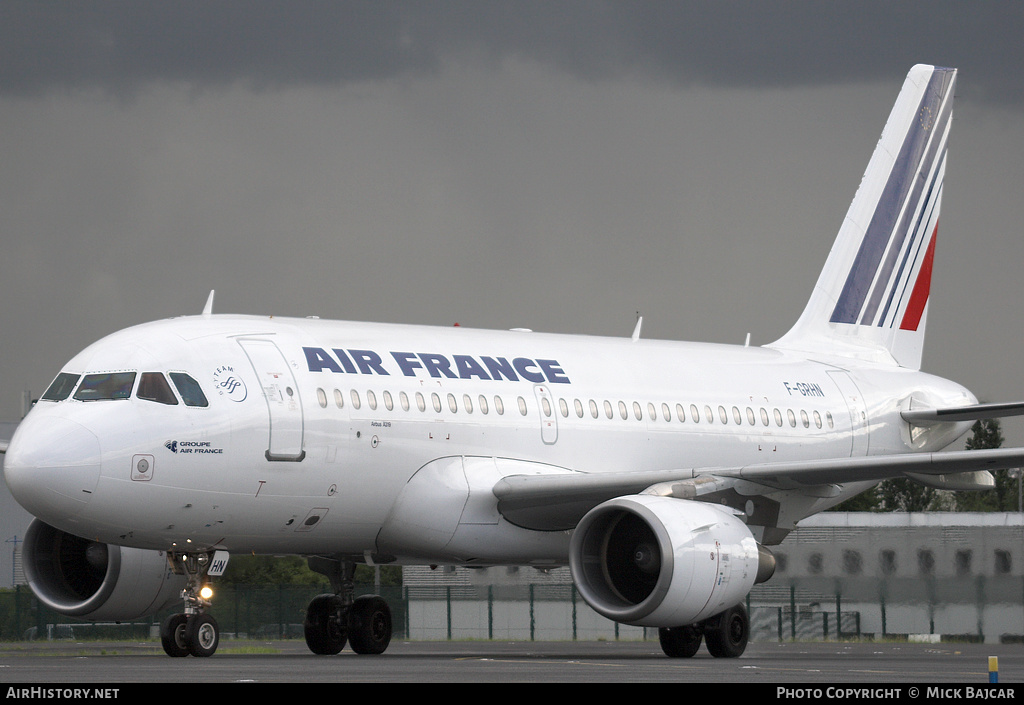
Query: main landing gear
[
  {"left": 658, "top": 603, "right": 749, "bottom": 659},
  {"left": 303, "top": 557, "right": 393, "bottom": 655},
  {"left": 160, "top": 552, "right": 222, "bottom": 658}
]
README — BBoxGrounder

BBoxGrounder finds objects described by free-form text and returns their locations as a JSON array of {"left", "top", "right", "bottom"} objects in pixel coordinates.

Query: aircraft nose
[{"left": 4, "top": 415, "right": 102, "bottom": 521}]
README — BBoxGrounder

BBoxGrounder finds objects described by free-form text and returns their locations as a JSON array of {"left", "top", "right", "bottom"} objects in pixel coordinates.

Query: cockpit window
[
  {"left": 137, "top": 372, "right": 179, "bottom": 405},
  {"left": 169, "top": 372, "right": 209, "bottom": 408},
  {"left": 41, "top": 372, "right": 81, "bottom": 402},
  {"left": 73, "top": 372, "right": 137, "bottom": 401}
]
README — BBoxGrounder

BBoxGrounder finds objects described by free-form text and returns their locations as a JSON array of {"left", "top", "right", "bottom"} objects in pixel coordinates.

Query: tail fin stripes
[
  {"left": 831, "top": 67, "right": 955, "bottom": 328},
  {"left": 898, "top": 221, "right": 938, "bottom": 332},
  {"left": 770, "top": 65, "right": 957, "bottom": 370}
]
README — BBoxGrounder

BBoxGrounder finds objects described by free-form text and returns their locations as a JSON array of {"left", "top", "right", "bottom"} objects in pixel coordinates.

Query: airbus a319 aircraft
[{"left": 5, "top": 64, "right": 1024, "bottom": 660}]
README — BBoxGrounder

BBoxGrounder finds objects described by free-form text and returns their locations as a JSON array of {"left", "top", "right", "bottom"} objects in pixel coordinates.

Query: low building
[{"left": 403, "top": 513, "right": 1024, "bottom": 643}]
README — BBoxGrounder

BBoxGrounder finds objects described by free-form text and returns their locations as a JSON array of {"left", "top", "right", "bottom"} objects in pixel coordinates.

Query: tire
[
  {"left": 703, "top": 604, "right": 749, "bottom": 658},
  {"left": 160, "top": 613, "right": 190, "bottom": 658},
  {"left": 304, "top": 594, "right": 347, "bottom": 655},
  {"left": 347, "top": 595, "right": 392, "bottom": 655},
  {"left": 185, "top": 613, "right": 220, "bottom": 658},
  {"left": 659, "top": 625, "right": 703, "bottom": 658}
]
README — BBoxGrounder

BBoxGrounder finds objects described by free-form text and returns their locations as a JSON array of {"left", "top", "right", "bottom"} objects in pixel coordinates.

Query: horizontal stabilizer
[{"left": 902, "top": 401, "right": 1024, "bottom": 425}]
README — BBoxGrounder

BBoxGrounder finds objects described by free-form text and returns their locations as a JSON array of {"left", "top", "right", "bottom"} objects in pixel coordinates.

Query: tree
[
  {"left": 221, "top": 555, "right": 330, "bottom": 588},
  {"left": 830, "top": 485, "right": 881, "bottom": 512},
  {"left": 956, "top": 418, "right": 1014, "bottom": 511},
  {"left": 831, "top": 418, "right": 1008, "bottom": 513},
  {"left": 220, "top": 555, "right": 403, "bottom": 588},
  {"left": 875, "top": 476, "right": 948, "bottom": 512}
]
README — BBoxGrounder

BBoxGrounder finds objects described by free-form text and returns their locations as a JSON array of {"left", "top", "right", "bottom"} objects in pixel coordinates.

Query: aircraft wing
[
  {"left": 493, "top": 467, "right": 707, "bottom": 530},
  {"left": 710, "top": 447, "right": 1024, "bottom": 487},
  {"left": 902, "top": 401, "right": 1024, "bottom": 425},
  {"left": 493, "top": 447, "right": 1024, "bottom": 530}
]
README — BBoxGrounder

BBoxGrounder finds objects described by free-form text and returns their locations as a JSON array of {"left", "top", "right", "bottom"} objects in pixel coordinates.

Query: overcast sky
[{"left": 2, "top": 2, "right": 1024, "bottom": 442}]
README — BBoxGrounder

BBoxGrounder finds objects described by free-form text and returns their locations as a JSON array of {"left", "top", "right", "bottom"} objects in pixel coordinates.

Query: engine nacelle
[
  {"left": 569, "top": 495, "right": 769, "bottom": 628},
  {"left": 21, "top": 519, "right": 184, "bottom": 621}
]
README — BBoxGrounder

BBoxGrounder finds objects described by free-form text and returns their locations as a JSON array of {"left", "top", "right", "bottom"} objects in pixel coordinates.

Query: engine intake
[
  {"left": 22, "top": 519, "right": 184, "bottom": 621},
  {"left": 569, "top": 495, "right": 771, "bottom": 627}
]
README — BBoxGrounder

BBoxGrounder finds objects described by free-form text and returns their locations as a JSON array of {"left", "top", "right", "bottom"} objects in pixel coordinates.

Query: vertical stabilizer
[{"left": 769, "top": 65, "right": 956, "bottom": 370}]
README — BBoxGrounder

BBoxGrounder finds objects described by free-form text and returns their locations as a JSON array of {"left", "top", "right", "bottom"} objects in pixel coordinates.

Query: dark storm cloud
[{"left": 3, "top": 1, "right": 1024, "bottom": 103}]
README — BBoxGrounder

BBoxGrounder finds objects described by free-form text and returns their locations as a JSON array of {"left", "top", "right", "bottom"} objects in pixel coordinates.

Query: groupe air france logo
[
  {"left": 164, "top": 439, "right": 225, "bottom": 455},
  {"left": 213, "top": 365, "right": 247, "bottom": 402}
]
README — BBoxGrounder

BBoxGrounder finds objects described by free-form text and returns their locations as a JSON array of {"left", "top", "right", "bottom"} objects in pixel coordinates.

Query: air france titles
[{"left": 303, "top": 347, "right": 571, "bottom": 385}]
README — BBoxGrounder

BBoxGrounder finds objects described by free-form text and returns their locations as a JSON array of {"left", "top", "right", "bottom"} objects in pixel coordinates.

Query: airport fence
[
  {"left": 0, "top": 583, "right": 869, "bottom": 644},
  {"left": 0, "top": 585, "right": 405, "bottom": 642}
]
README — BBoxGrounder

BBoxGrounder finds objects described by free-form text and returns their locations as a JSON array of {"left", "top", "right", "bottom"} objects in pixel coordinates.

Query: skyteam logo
[{"left": 213, "top": 365, "right": 248, "bottom": 402}]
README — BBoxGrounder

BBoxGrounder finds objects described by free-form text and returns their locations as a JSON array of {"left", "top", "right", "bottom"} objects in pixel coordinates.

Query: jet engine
[
  {"left": 569, "top": 495, "right": 774, "bottom": 627},
  {"left": 21, "top": 519, "right": 184, "bottom": 621}
]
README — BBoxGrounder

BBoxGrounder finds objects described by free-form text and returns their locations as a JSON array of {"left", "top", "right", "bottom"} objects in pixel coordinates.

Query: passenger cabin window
[
  {"left": 169, "top": 373, "right": 209, "bottom": 408},
  {"left": 137, "top": 373, "right": 179, "bottom": 405},
  {"left": 74, "top": 372, "right": 136, "bottom": 401},
  {"left": 41, "top": 372, "right": 81, "bottom": 402}
]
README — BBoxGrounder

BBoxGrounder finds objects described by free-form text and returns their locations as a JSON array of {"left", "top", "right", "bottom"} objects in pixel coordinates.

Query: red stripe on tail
[{"left": 900, "top": 224, "right": 938, "bottom": 331}]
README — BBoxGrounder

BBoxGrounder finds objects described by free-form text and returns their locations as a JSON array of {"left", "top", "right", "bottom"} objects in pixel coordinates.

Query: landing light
[{"left": 200, "top": 586, "right": 214, "bottom": 600}]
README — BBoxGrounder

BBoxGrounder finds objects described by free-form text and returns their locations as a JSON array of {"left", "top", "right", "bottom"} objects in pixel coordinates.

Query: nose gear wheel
[{"left": 160, "top": 551, "right": 222, "bottom": 658}]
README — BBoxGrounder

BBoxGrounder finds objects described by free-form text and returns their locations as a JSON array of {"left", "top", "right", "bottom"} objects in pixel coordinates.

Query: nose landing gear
[{"left": 160, "top": 552, "right": 223, "bottom": 658}]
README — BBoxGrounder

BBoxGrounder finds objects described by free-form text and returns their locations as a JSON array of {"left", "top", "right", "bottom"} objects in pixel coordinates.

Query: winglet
[{"left": 202, "top": 290, "right": 215, "bottom": 318}]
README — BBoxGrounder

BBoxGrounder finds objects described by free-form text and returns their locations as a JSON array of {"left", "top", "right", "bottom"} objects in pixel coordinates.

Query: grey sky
[{"left": 2, "top": 2, "right": 1024, "bottom": 442}]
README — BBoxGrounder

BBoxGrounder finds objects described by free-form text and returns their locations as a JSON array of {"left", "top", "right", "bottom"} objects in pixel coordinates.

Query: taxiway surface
[{"left": 1, "top": 639, "right": 1019, "bottom": 684}]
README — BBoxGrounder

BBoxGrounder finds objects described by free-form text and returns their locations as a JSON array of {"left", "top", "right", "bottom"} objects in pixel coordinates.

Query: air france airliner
[{"left": 4, "top": 65, "right": 1024, "bottom": 660}]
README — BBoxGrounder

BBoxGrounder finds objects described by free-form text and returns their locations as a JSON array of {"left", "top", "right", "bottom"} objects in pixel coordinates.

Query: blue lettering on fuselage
[{"left": 303, "top": 347, "right": 570, "bottom": 384}]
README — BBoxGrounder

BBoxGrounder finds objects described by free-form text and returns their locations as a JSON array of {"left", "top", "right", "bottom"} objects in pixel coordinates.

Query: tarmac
[{"left": 1, "top": 638, "right": 1021, "bottom": 686}]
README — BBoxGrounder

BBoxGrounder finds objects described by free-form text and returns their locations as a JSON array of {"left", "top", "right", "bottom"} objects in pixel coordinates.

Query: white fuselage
[{"left": 3, "top": 313, "right": 975, "bottom": 565}]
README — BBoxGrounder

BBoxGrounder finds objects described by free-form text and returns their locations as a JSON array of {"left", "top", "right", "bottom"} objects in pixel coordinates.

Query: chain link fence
[
  {"left": 0, "top": 585, "right": 405, "bottom": 642},
  {"left": 7, "top": 580, "right": 1019, "bottom": 643},
  {"left": 0, "top": 583, "right": 869, "bottom": 644}
]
